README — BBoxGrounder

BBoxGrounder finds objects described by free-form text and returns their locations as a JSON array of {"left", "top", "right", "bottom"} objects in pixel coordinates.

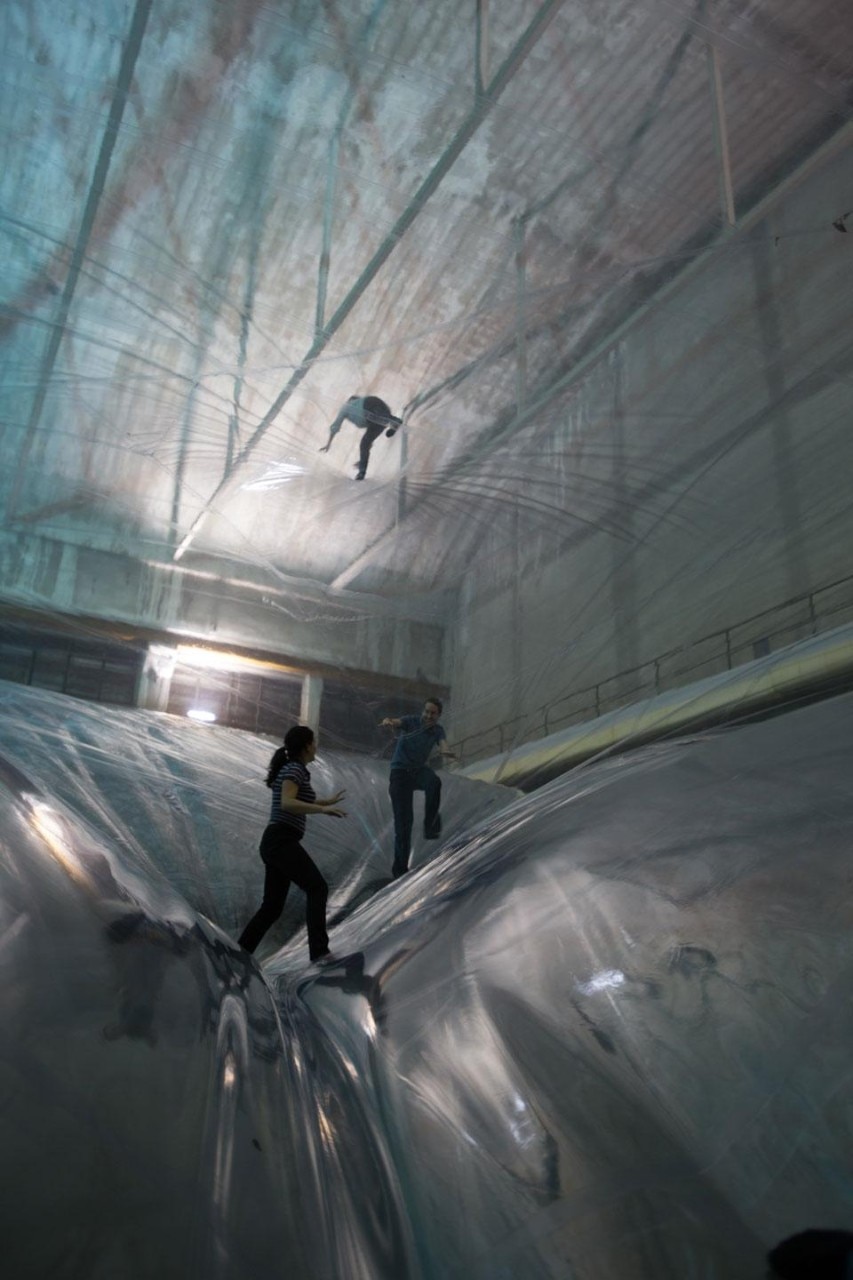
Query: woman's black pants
[{"left": 238, "top": 825, "right": 329, "bottom": 960}]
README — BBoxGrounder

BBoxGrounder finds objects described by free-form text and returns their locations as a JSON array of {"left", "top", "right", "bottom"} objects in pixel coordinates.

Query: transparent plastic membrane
[
  {"left": 1, "top": 2, "right": 853, "bottom": 1277},
  {"left": 2, "top": 680, "right": 852, "bottom": 1279}
]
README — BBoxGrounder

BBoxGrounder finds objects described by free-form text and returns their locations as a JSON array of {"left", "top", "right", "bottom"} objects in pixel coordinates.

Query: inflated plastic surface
[
  {"left": 2, "top": 680, "right": 852, "bottom": 1278},
  {"left": 0, "top": 681, "right": 513, "bottom": 956}
]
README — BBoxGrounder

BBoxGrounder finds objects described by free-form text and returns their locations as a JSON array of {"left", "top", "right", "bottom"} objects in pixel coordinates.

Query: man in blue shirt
[
  {"left": 319, "top": 394, "right": 403, "bottom": 480},
  {"left": 380, "top": 698, "right": 456, "bottom": 877}
]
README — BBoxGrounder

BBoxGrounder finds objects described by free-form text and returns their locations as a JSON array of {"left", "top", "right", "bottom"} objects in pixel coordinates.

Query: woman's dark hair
[
  {"left": 426, "top": 696, "right": 443, "bottom": 714},
  {"left": 265, "top": 725, "right": 315, "bottom": 787},
  {"left": 767, "top": 1230, "right": 853, "bottom": 1278}
]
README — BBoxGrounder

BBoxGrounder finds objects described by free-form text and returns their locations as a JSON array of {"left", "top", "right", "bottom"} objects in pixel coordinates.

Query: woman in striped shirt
[{"left": 238, "top": 725, "right": 345, "bottom": 962}]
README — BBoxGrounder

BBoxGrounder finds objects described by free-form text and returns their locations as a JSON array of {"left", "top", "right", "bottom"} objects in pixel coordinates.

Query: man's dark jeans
[{"left": 389, "top": 766, "right": 441, "bottom": 876}]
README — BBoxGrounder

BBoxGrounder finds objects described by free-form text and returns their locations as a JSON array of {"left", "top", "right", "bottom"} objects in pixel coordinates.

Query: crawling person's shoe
[{"left": 423, "top": 820, "right": 442, "bottom": 840}]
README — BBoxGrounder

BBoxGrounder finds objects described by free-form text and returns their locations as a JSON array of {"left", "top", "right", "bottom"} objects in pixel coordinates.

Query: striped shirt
[{"left": 269, "top": 761, "right": 314, "bottom": 836}]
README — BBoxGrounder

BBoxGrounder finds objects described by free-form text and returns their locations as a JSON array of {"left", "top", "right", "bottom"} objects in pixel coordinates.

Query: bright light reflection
[
  {"left": 28, "top": 801, "right": 88, "bottom": 886},
  {"left": 177, "top": 645, "right": 244, "bottom": 672},
  {"left": 576, "top": 969, "right": 626, "bottom": 996},
  {"left": 242, "top": 460, "right": 306, "bottom": 490},
  {"left": 175, "top": 644, "right": 295, "bottom": 676},
  {"left": 360, "top": 1010, "right": 377, "bottom": 1042},
  {"left": 187, "top": 709, "right": 217, "bottom": 723},
  {"left": 317, "top": 1107, "right": 336, "bottom": 1148}
]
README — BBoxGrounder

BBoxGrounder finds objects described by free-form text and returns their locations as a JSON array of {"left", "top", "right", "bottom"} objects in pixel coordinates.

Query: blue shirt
[
  {"left": 331, "top": 396, "right": 400, "bottom": 433},
  {"left": 341, "top": 396, "right": 392, "bottom": 429},
  {"left": 269, "top": 761, "right": 314, "bottom": 836},
  {"left": 390, "top": 715, "right": 446, "bottom": 770}
]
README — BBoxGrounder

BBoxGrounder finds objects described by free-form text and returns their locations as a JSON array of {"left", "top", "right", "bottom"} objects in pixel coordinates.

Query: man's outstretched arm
[{"left": 319, "top": 406, "right": 349, "bottom": 453}]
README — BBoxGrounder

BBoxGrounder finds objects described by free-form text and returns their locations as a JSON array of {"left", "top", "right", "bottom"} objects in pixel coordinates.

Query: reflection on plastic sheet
[{"left": 1, "top": 681, "right": 853, "bottom": 1278}]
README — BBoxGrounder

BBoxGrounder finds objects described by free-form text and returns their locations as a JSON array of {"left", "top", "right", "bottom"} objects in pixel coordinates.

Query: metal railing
[{"left": 452, "top": 571, "right": 853, "bottom": 765}]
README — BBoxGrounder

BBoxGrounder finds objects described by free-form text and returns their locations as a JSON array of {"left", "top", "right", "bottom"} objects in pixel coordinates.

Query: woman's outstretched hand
[{"left": 323, "top": 807, "right": 346, "bottom": 818}]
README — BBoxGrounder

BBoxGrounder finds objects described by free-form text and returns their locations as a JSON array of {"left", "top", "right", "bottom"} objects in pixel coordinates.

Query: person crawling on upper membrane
[{"left": 319, "top": 395, "right": 403, "bottom": 480}]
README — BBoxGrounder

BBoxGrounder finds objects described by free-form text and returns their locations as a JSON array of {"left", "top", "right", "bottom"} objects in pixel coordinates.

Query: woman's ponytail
[{"left": 265, "top": 746, "right": 289, "bottom": 788}]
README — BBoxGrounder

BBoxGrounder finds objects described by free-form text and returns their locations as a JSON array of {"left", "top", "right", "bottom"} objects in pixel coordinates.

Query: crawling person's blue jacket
[{"left": 390, "top": 716, "right": 446, "bottom": 770}]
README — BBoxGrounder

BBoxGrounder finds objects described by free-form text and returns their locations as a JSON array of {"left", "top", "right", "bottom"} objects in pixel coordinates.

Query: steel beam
[
  {"left": 7, "top": 0, "right": 154, "bottom": 519},
  {"left": 475, "top": 0, "right": 490, "bottom": 98},
  {"left": 315, "top": 137, "right": 340, "bottom": 337},
  {"left": 514, "top": 216, "right": 527, "bottom": 417}
]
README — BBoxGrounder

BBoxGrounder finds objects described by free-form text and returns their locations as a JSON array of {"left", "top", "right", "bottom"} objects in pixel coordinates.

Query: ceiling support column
[
  {"left": 300, "top": 674, "right": 324, "bottom": 734},
  {"left": 707, "top": 42, "right": 737, "bottom": 229},
  {"left": 138, "top": 646, "right": 177, "bottom": 713}
]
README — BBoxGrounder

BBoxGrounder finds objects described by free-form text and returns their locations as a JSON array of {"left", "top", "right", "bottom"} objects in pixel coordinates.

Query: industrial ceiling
[{"left": 2, "top": 0, "right": 852, "bottom": 609}]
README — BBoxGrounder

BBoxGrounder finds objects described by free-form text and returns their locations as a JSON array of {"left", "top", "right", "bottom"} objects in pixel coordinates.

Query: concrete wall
[{"left": 450, "top": 140, "right": 853, "bottom": 755}]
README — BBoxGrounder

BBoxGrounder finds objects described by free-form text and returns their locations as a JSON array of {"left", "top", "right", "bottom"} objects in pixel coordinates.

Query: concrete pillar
[
  {"left": 751, "top": 235, "right": 809, "bottom": 600},
  {"left": 137, "top": 645, "right": 177, "bottom": 712},
  {"left": 300, "top": 674, "right": 323, "bottom": 734},
  {"left": 609, "top": 347, "right": 639, "bottom": 698}
]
